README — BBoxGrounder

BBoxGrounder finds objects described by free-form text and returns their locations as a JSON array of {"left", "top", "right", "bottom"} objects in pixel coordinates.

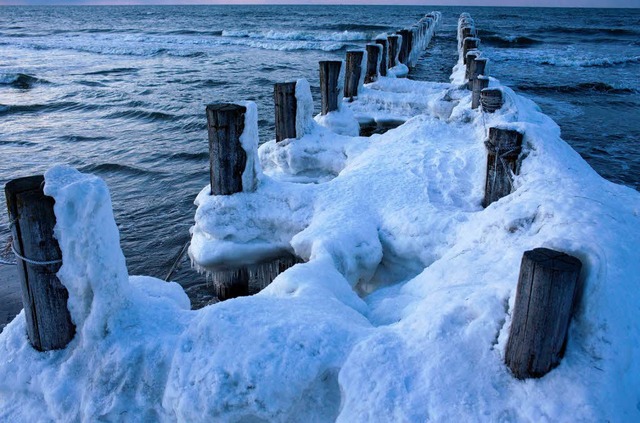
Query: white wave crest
[{"left": 222, "top": 29, "right": 369, "bottom": 42}]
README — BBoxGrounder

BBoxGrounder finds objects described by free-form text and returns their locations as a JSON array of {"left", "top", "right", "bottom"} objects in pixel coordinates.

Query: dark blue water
[{"left": 1, "top": 6, "right": 638, "bottom": 296}]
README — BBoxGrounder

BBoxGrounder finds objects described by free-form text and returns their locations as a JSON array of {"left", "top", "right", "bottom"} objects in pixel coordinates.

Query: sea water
[{"left": 1, "top": 5, "right": 638, "bottom": 298}]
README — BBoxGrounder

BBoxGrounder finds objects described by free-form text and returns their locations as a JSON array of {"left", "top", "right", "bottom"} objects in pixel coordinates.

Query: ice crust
[{"left": 1, "top": 33, "right": 640, "bottom": 422}]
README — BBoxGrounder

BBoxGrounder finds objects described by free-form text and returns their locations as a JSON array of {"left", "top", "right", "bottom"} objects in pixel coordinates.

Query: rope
[
  {"left": 165, "top": 240, "right": 190, "bottom": 282},
  {"left": 11, "top": 243, "right": 62, "bottom": 266}
]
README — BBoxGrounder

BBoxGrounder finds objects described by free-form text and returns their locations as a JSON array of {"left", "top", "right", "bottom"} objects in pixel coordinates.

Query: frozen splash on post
[
  {"left": 43, "top": 166, "right": 130, "bottom": 335},
  {"left": 295, "top": 78, "right": 315, "bottom": 139},
  {"left": 239, "top": 101, "right": 262, "bottom": 192}
]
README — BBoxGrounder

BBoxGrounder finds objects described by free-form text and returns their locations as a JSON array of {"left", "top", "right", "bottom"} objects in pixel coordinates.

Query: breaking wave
[
  {"left": 481, "top": 34, "right": 542, "bottom": 48},
  {"left": 541, "top": 55, "right": 640, "bottom": 67},
  {"left": 0, "top": 73, "right": 49, "bottom": 89},
  {"left": 221, "top": 29, "right": 369, "bottom": 42}
]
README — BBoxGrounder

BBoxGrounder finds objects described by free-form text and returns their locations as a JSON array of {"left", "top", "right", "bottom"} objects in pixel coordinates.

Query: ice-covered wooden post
[
  {"left": 5, "top": 175, "right": 75, "bottom": 351},
  {"left": 472, "top": 75, "right": 490, "bottom": 109},
  {"left": 375, "top": 38, "right": 388, "bottom": 76},
  {"left": 274, "top": 82, "right": 297, "bottom": 142},
  {"left": 397, "top": 29, "right": 412, "bottom": 65},
  {"left": 481, "top": 88, "right": 504, "bottom": 113},
  {"left": 387, "top": 34, "right": 400, "bottom": 68},
  {"left": 319, "top": 60, "right": 342, "bottom": 115},
  {"left": 467, "top": 57, "right": 487, "bottom": 90},
  {"left": 344, "top": 50, "right": 364, "bottom": 101},
  {"left": 206, "top": 103, "right": 300, "bottom": 300},
  {"left": 207, "top": 104, "right": 248, "bottom": 194},
  {"left": 365, "top": 43, "right": 381, "bottom": 84},
  {"left": 482, "top": 127, "right": 523, "bottom": 207},
  {"left": 462, "top": 37, "right": 479, "bottom": 63},
  {"left": 505, "top": 248, "right": 582, "bottom": 379}
]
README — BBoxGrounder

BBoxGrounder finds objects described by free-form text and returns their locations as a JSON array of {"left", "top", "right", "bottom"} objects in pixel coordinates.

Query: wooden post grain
[
  {"left": 483, "top": 127, "right": 523, "bottom": 207},
  {"left": 5, "top": 175, "right": 75, "bottom": 351},
  {"left": 472, "top": 75, "right": 490, "bottom": 109},
  {"left": 319, "top": 60, "right": 342, "bottom": 115},
  {"left": 481, "top": 88, "right": 504, "bottom": 113},
  {"left": 365, "top": 43, "right": 381, "bottom": 84},
  {"left": 274, "top": 82, "right": 297, "bottom": 141},
  {"left": 375, "top": 38, "right": 388, "bottom": 76},
  {"left": 344, "top": 50, "right": 364, "bottom": 101},
  {"left": 388, "top": 35, "right": 400, "bottom": 68},
  {"left": 206, "top": 103, "right": 247, "bottom": 195},
  {"left": 505, "top": 248, "right": 582, "bottom": 379}
]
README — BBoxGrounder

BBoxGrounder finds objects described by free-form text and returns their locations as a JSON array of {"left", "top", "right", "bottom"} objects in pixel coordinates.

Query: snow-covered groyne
[{"left": 1, "top": 11, "right": 640, "bottom": 422}]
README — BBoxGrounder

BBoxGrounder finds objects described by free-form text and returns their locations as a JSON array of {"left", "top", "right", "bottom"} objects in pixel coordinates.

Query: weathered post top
[
  {"left": 344, "top": 50, "right": 364, "bottom": 101},
  {"left": 505, "top": 248, "right": 582, "bottom": 379},
  {"left": 206, "top": 103, "right": 248, "bottom": 195},
  {"left": 274, "top": 81, "right": 297, "bottom": 142},
  {"left": 319, "top": 60, "right": 342, "bottom": 115}
]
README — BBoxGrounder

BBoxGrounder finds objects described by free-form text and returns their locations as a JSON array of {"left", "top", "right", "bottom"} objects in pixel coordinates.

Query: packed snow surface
[{"left": 2, "top": 44, "right": 640, "bottom": 422}]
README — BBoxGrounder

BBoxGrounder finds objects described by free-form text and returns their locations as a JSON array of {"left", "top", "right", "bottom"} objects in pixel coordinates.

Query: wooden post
[
  {"left": 482, "top": 127, "right": 523, "bottom": 207},
  {"left": 274, "top": 82, "right": 297, "bottom": 141},
  {"left": 461, "top": 26, "right": 476, "bottom": 41},
  {"left": 505, "top": 248, "right": 582, "bottom": 379},
  {"left": 465, "top": 51, "right": 479, "bottom": 80},
  {"left": 344, "top": 50, "right": 364, "bottom": 101},
  {"left": 365, "top": 43, "right": 381, "bottom": 84},
  {"left": 467, "top": 57, "right": 487, "bottom": 90},
  {"left": 388, "top": 35, "right": 400, "bottom": 68},
  {"left": 5, "top": 175, "right": 75, "bottom": 351},
  {"left": 375, "top": 38, "right": 388, "bottom": 76},
  {"left": 319, "top": 60, "right": 342, "bottom": 115},
  {"left": 206, "top": 103, "right": 247, "bottom": 195},
  {"left": 481, "top": 88, "right": 504, "bottom": 113},
  {"left": 462, "top": 37, "right": 479, "bottom": 63},
  {"left": 397, "top": 29, "right": 412, "bottom": 65},
  {"left": 472, "top": 75, "right": 490, "bottom": 109}
]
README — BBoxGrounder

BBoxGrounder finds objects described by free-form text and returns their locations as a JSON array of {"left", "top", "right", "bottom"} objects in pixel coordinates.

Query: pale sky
[{"left": 1, "top": 0, "right": 639, "bottom": 7}]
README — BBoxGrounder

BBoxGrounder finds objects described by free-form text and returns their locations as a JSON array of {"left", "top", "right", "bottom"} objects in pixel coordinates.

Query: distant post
[
  {"left": 387, "top": 35, "right": 400, "bottom": 68},
  {"left": 365, "top": 43, "right": 382, "bottom": 84},
  {"left": 397, "top": 29, "right": 412, "bottom": 65},
  {"left": 472, "top": 75, "right": 490, "bottom": 109},
  {"left": 274, "top": 82, "right": 297, "bottom": 141},
  {"left": 206, "top": 103, "right": 247, "bottom": 195},
  {"left": 375, "top": 38, "right": 388, "bottom": 76},
  {"left": 5, "top": 175, "right": 75, "bottom": 351},
  {"left": 319, "top": 61, "right": 342, "bottom": 115},
  {"left": 462, "top": 37, "right": 479, "bottom": 63},
  {"left": 505, "top": 248, "right": 582, "bottom": 379},
  {"left": 344, "top": 50, "right": 364, "bottom": 101},
  {"left": 467, "top": 57, "right": 487, "bottom": 90}
]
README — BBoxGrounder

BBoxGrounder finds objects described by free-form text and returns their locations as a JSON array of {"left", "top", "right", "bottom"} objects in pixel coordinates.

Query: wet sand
[{"left": 0, "top": 265, "right": 21, "bottom": 333}]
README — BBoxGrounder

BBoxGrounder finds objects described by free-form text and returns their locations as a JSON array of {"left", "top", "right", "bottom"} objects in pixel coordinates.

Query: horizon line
[{"left": 1, "top": 2, "right": 639, "bottom": 8}]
